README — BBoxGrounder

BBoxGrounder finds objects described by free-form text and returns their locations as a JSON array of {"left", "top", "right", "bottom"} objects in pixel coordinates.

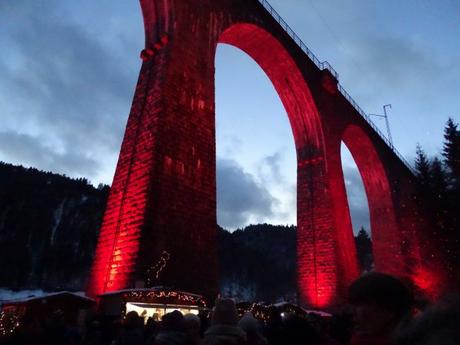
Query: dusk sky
[{"left": 1, "top": 0, "right": 459, "bottom": 232}]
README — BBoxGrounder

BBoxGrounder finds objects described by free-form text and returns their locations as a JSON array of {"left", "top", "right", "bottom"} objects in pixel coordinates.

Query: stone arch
[
  {"left": 217, "top": 23, "right": 324, "bottom": 149},
  {"left": 341, "top": 125, "right": 402, "bottom": 274},
  {"left": 215, "top": 23, "right": 338, "bottom": 307}
]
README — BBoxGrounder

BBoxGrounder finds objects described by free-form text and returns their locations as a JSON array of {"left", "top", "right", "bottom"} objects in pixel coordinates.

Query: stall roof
[
  {"left": 0, "top": 291, "right": 95, "bottom": 307},
  {"left": 273, "top": 302, "right": 332, "bottom": 317}
]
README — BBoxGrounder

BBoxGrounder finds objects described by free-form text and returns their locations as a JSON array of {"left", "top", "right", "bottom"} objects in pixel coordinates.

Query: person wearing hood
[
  {"left": 348, "top": 273, "right": 413, "bottom": 345},
  {"left": 115, "top": 311, "right": 144, "bottom": 345},
  {"left": 153, "top": 311, "right": 187, "bottom": 345},
  {"left": 238, "top": 312, "right": 267, "bottom": 345},
  {"left": 201, "top": 299, "right": 246, "bottom": 345}
]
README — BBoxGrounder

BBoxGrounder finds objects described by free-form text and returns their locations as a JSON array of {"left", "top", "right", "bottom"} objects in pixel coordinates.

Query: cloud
[
  {"left": 342, "top": 34, "right": 446, "bottom": 99},
  {"left": 0, "top": 0, "right": 142, "bottom": 183},
  {"left": 0, "top": 131, "right": 100, "bottom": 178},
  {"left": 258, "top": 152, "right": 284, "bottom": 184},
  {"left": 217, "top": 158, "right": 280, "bottom": 229},
  {"left": 218, "top": 135, "right": 244, "bottom": 157}
]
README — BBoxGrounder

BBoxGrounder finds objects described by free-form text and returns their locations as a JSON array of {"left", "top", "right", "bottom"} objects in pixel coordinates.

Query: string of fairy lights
[
  {"left": 237, "top": 302, "right": 308, "bottom": 323},
  {"left": 123, "top": 290, "right": 206, "bottom": 306},
  {"left": 0, "top": 311, "right": 20, "bottom": 337},
  {"left": 120, "top": 289, "right": 207, "bottom": 319},
  {"left": 146, "top": 251, "right": 171, "bottom": 287}
]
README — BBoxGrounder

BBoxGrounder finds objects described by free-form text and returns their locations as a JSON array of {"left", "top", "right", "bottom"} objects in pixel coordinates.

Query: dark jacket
[
  {"left": 154, "top": 331, "right": 187, "bottom": 345},
  {"left": 201, "top": 325, "right": 246, "bottom": 345}
]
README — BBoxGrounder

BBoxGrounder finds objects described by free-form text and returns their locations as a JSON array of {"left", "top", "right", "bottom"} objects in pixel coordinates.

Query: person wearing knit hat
[
  {"left": 201, "top": 299, "right": 246, "bottom": 345},
  {"left": 238, "top": 312, "right": 268, "bottom": 345}
]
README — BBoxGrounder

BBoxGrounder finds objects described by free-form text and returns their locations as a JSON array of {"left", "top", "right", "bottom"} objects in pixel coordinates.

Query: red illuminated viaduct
[{"left": 87, "top": 0, "right": 446, "bottom": 307}]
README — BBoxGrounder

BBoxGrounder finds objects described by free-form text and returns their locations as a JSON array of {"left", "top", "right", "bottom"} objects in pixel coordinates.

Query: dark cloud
[
  {"left": 217, "top": 158, "right": 280, "bottom": 229},
  {"left": 342, "top": 34, "right": 448, "bottom": 103},
  {"left": 0, "top": 131, "right": 99, "bottom": 178},
  {"left": 0, "top": 0, "right": 142, "bottom": 181}
]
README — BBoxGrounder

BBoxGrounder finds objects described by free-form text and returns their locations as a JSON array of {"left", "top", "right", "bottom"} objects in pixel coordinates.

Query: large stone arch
[
  {"left": 87, "top": 0, "right": 446, "bottom": 306},
  {"left": 217, "top": 23, "right": 342, "bottom": 308},
  {"left": 218, "top": 23, "right": 323, "bottom": 148}
]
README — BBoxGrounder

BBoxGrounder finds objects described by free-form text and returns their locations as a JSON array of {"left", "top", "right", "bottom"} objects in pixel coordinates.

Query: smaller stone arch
[{"left": 341, "top": 125, "right": 402, "bottom": 276}]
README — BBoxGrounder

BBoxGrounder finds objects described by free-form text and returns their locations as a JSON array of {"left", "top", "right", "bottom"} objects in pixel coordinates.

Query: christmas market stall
[
  {"left": 0, "top": 291, "right": 95, "bottom": 337},
  {"left": 273, "top": 302, "right": 332, "bottom": 318},
  {"left": 236, "top": 301, "right": 332, "bottom": 324},
  {"left": 98, "top": 287, "right": 207, "bottom": 322}
]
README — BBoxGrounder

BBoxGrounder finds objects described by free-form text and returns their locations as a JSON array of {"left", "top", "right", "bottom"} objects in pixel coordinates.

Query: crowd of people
[{"left": 2, "top": 273, "right": 460, "bottom": 345}]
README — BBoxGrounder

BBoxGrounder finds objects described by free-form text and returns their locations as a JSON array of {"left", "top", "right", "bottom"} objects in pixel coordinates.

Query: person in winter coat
[
  {"left": 183, "top": 314, "right": 202, "bottom": 345},
  {"left": 237, "top": 313, "right": 267, "bottom": 345},
  {"left": 348, "top": 273, "right": 413, "bottom": 345},
  {"left": 114, "top": 311, "right": 144, "bottom": 345},
  {"left": 395, "top": 294, "right": 460, "bottom": 345},
  {"left": 201, "top": 299, "right": 246, "bottom": 345},
  {"left": 153, "top": 311, "right": 187, "bottom": 345}
]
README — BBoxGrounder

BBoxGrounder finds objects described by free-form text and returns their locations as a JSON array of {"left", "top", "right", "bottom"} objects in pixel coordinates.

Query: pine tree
[
  {"left": 442, "top": 118, "right": 460, "bottom": 185},
  {"left": 440, "top": 119, "right": 460, "bottom": 279},
  {"left": 429, "top": 157, "right": 450, "bottom": 249},
  {"left": 414, "top": 144, "right": 433, "bottom": 213},
  {"left": 354, "top": 227, "right": 373, "bottom": 272},
  {"left": 413, "top": 138, "right": 455, "bottom": 288},
  {"left": 430, "top": 157, "right": 447, "bottom": 201},
  {"left": 415, "top": 144, "right": 431, "bottom": 185}
]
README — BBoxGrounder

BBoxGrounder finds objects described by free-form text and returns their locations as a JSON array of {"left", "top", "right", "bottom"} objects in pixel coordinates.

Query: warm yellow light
[{"left": 125, "top": 302, "right": 199, "bottom": 323}]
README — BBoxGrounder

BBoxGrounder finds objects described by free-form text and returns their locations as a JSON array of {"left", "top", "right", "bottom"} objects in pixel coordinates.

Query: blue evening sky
[{"left": 0, "top": 0, "right": 459, "bottom": 232}]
